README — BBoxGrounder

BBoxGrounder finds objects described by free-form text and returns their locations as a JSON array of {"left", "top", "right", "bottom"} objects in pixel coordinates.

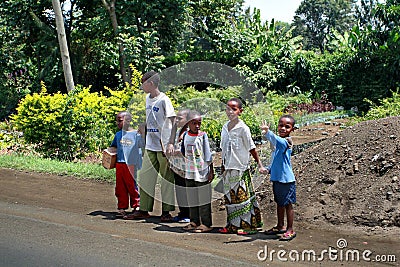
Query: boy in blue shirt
[
  {"left": 261, "top": 115, "right": 296, "bottom": 241},
  {"left": 110, "top": 111, "right": 144, "bottom": 217}
]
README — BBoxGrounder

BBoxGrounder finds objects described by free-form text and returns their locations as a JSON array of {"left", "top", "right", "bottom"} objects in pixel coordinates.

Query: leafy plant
[
  {"left": 363, "top": 89, "right": 400, "bottom": 120},
  {"left": 11, "top": 68, "right": 145, "bottom": 161},
  {"left": 284, "top": 91, "right": 335, "bottom": 114}
]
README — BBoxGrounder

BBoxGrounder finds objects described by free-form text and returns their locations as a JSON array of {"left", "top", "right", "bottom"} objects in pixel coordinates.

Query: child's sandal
[
  {"left": 116, "top": 209, "right": 127, "bottom": 217},
  {"left": 265, "top": 226, "right": 286, "bottom": 235},
  {"left": 237, "top": 229, "right": 258, "bottom": 235},
  {"left": 194, "top": 224, "right": 213, "bottom": 233},
  {"left": 183, "top": 222, "right": 197, "bottom": 231}
]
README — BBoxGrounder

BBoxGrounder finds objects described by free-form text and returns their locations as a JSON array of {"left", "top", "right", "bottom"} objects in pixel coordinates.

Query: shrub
[
  {"left": 168, "top": 85, "right": 241, "bottom": 106},
  {"left": 11, "top": 67, "right": 145, "bottom": 160},
  {"left": 11, "top": 82, "right": 67, "bottom": 152},
  {"left": 202, "top": 116, "right": 224, "bottom": 146},
  {"left": 10, "top": 71, "right": 328, "bottom": 161},
  {"left": 12, "top": 83, "right": 104, "bottom": 160},
  {"left": 363, "top": 89, "right": 400, "bottom": 120}
]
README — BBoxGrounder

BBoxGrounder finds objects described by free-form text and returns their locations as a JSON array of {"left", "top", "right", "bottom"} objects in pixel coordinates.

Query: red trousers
[{"left": 115, "top": 163, "right": 140, "bottom": 210}]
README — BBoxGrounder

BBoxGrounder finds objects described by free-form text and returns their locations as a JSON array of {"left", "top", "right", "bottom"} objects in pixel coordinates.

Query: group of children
[{"left": 109, "top": 71, "right": 297, "bottom": 241}]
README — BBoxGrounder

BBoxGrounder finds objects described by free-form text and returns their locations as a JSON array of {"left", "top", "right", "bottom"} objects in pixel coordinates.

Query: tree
[
  {"left": 52, "top": 0, "right": 75, "bottom": 92},
  {"left": 354, "top": 0, "right": 380, "bottom": 30},
  {"left": 0, "top": 0, "right": 61, "bottom": 118},
  {"left": 293, "top": 0, "right": 356, "bottom": 52},
  {"left": 101, "top": 0, "right": 129, "bottom": 83},
  {"left": 183, "top": 0, "right": 245, "bottom": 62},
  {"left": 128, "top": 0, "right": 188, "bottom": 54}
]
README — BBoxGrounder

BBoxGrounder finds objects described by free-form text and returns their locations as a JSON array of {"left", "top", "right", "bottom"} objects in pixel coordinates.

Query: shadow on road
[{"left": 87, "top": 210, "right": 120, "bottom": 220}]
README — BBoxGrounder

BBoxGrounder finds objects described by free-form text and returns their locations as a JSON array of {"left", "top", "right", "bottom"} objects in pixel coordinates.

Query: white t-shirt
[
  {"left": 145, "top": 92, "right": 175, "bottom": 152},
  {"left": 220, "top": 119, "right": 256, "bottom": 171},
  {"left": 182, "top": 131, "right": 213, "bottom": 182}
]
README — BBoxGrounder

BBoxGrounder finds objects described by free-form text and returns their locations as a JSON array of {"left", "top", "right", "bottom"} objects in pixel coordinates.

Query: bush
[
  {"left": 168, "top": 85, "right": 241, "bottom": 106},
  {"left": 363, "top": 89, "right": 400, "bottom": 120},
  {"left": 11, "top": 67, "right": 145, "bottom": 160},
  {"left": 11, "top": 82, "right": 67, "bottom": 155}
]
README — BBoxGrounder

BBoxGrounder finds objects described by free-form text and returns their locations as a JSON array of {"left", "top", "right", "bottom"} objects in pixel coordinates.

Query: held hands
[
  {"left": 258, "top": 165, "right": 269, "bottom": 175},
  {"left": 138, "top": 123, "right": 146, "bottom": 135},
  {"left": 260, "top": 120, "right": 270, "bottom": 135},
  {"left": 207, "top": 165, "right": 215, "bottom": 183},
  {"left": 165, "top": 143, "right": 175, "bottom": 157}
]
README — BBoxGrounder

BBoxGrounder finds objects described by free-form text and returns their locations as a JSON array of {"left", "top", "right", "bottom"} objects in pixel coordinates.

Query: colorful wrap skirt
[{"left": 222, "top": 169, "right": 263, "bottom": 233}]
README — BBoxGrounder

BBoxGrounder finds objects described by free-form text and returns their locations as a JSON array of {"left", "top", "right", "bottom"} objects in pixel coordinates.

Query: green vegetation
[
  {"left": 1, "top": 89, "right": 399, "bottom": 181},
  {"left": 362, "top": 89, "right": 400, "bottom": 120},
  {"left": 10, "top": 68, "right": 145, "bottom": 161},
  {"left": 0, "top": 154, "right": 115, "bottom": 182},
  {"left": 2, "top": 0, "right": 400, "bottom": 118},
  {"left": 1, "top": 0, "right": 400, "bottom": 180}
]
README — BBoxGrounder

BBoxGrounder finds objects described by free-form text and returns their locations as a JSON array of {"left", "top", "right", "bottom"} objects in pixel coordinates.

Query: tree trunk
[
  {"left": 52, "top": 0, "right": 75, "bottom": 92},
  {"left": 101, "top": 0, "right": 129, "bottom": 84}
]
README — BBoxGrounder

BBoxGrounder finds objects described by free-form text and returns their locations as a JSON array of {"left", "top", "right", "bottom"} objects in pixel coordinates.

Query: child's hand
[
  {"left": 220, "top": 165, "right": 225, "bottom": 175},
  {"left": 260, "top": 120, "right": 270, "bottom": 135},
  {"left": 138, "top": 123, "right": 146, "bottom": 135},
  {"left": 207, "top": 166, "right": 214, "bottom": 183},
  {"left": 286, "top": 137, "right": 293, "bottom": 149},
  {"left": 165, "top": 143, "right": 174, "bottom": 157},
  {"left": 258, "top": 166, "right": 268, "bottom": 175}
]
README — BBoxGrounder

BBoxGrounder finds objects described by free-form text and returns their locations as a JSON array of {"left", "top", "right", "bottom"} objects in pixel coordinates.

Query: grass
[{"left": 0, "top": 154, "right": 116, "bottom": 182}]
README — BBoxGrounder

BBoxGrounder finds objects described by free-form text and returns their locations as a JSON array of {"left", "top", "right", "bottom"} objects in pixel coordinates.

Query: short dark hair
[
  {"left": 142, "top": 70, "right": 160, "bottom": 86},
  {"left": 280, "top": 114, "right": 296, "bottom": 127},
  {"left": 117, "top": 111, "right": 132, "bottom": 121},
  {"left": 178, "top": 108, "right": 191, "bottom": 119},
  {"left": 227, "top": 97, "right": 243, "bottom": 109},
  {"left": 187, "top": 110, "right": 201, "bottom": 121}
]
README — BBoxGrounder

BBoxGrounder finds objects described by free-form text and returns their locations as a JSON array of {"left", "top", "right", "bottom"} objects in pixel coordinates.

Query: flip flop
[
  {"left": 279, "top": 231, "right": 296, "bottom": 241},
  {"left": 265, "top": 227, "right": 286, "bottom": 235},
  {"left": 183, "top": 222, "right": 197, "bottom": 231},
  {"left": 218, "top": 227, "right": 235, "bottom": 234},
  {"left": 194, "top": 224, "right": 213, "bottom": 233},
  {"left": 237, "top": 229, "right": 258, "bottom": 235},
  {"left": 173, "top": 216, "right": 190, "bottom": 223},
  {"left": 160, "top": 214, "right": 173, "bottom": 222},
  {"left": 116, "top": 209, "right": 127, "bottom": 217},
  {"left": 178, "top": 218, "right": 190, "bottom": 223}
]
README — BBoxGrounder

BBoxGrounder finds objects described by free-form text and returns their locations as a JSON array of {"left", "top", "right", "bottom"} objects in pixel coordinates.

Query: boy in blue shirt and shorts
[{"left": 261, "top": 115, "right": 296, "bottom": 241}]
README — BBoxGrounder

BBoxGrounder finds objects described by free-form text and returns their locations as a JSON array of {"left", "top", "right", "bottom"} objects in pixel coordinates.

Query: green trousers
[{"left": 138, "top": 150, "right": 175, "bottom": 212}]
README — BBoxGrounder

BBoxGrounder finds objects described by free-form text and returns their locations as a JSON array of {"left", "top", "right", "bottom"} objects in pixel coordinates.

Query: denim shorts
[{"left": 273, "top": 181, "right": 296, "bottom": 207}]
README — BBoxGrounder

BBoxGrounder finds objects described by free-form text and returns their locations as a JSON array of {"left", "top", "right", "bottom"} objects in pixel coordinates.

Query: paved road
[
  {"left": 0, "top": 169, "right": 398, "bottom": 266},
  {"left": 0, "top": 203, "right": 254, "bottom": 267}
]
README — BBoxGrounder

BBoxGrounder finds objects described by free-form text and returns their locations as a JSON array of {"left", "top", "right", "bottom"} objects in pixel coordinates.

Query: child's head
[
  {"left": 187, "top": 110, "right": 202, "bottom": 134},
  {"left": 176, "top": 109, "right": 190, "bottom": 128},
  {"left": 226, "top": 97, "right": 243, "bottom": 121},
  {"left": 141, "top": 70, "right": 160, "bottom": 93},
  {"left": 116, "top": 111, "right": 132, "bottom": 130},
  {"left": 277, "top": 115, "right": 295, "bottom": 138}
]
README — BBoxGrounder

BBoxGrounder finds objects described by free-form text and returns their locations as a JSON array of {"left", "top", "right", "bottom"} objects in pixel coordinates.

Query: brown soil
[{"left": 258, "top": 116, "right": 400, "bottom": 229}]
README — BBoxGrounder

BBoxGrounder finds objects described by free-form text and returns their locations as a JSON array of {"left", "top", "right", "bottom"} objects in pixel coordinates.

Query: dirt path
[{"left": 0, "top": 168, "right": 398, "bottom": 266}]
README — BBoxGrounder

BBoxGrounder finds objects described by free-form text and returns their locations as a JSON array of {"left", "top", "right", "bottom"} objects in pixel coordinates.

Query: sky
[{"left": 243, "top": 0, "right": 303, "bottom": 23}]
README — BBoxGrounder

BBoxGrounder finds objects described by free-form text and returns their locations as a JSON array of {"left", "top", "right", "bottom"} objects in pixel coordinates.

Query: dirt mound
[{"left": 257, "top": 116, "right": 400, "bottom": 228}]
